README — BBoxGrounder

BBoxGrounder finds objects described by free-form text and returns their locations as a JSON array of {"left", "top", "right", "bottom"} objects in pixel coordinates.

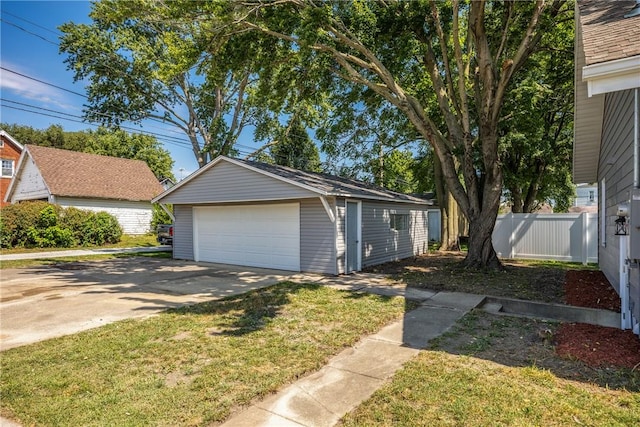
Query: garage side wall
[
  {"left": 362, "top": 201, "right": 429, "bottom": 267},
  {"left": 173, "top": 205, "right": 194, "bottom": 260},
  {"left": 300, "top": 198, "right": 337, "bottom": 274}
]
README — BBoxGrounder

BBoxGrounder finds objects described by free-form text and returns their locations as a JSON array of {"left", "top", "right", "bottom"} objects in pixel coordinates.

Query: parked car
[{"left": 156, "top": 224, "right": 173, "bottom": 245}]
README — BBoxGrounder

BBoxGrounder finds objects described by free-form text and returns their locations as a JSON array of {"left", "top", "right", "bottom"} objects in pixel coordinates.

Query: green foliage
[
  {"left": 0, "top": 201, "right": 55, "bottom": 248},
  {"left": 151, "top": 204, "right": 172, "bottom": 230},
  {"left": 0, "top": 203, "right": 122, "bottom": 248},
  {"left": 268, "top": 117, "right": 322, "bottom": 172}
]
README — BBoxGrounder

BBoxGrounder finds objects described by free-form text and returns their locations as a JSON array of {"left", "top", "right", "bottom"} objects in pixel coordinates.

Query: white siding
[
  {"left": 56, "top": 197, "right": 153, "bottom": 235},
  {"left": 9, "top": 155, "right": 49, "bottom": 202}
]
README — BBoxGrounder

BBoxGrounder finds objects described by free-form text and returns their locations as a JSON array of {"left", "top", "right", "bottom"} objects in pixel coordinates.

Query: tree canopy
[{"left": 227, "top": 0, "right": 570, "bottom": 268}]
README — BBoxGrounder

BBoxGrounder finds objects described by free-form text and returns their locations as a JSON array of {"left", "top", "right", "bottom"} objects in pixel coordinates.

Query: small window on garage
[{"left": 390, "top": 213, "right": 409, "bottom": 231}]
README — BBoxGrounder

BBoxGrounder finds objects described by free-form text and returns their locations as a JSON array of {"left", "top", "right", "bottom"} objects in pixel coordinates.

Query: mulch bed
[{"left": 557, "top": 270, "right": 640, "bottom": 369}]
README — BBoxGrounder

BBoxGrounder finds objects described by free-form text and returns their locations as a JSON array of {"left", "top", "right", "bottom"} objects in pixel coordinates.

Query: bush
[
  {"left": 81, "top": 211, "right": 122, "bottom": 245},
  {"left": 0, "top": 201, "right": 56, "bottom": 248},
  {"left": 0, "top": 202, "right": 122, "bottom": 248}
]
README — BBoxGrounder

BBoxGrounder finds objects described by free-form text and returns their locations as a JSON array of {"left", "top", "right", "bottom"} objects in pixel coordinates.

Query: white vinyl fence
[{"left": 492, "top": 213, "right": 598, "bottom": 264}]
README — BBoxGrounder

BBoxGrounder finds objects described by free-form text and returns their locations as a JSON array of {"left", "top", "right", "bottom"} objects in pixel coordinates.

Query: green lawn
[
  {"left": 341, "top": 351, "right": 640, "bottom": 426},
  {"left": 0, "top": 283, "right": 408, "bottom": 426}
]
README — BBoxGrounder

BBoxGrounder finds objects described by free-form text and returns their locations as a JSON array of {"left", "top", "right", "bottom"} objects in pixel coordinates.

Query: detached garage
[{"left": 153, "top": 156, "right": 433, "bottom": 275}]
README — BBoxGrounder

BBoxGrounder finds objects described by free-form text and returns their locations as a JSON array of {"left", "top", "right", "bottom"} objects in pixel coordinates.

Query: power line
[
  {"left": 1, "top": 67, "right": 86, "bottom": 98},
  {"left": 0, "top": 18, "right": 59, "bottom": 46},
  {"left": 1, "top": 10, "right": 63, "bottom": 36}
]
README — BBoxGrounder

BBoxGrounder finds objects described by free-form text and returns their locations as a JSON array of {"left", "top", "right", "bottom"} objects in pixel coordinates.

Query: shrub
[
  {"left": 0, "top": 202, "right": 123, "bottom": 248},
  {"left": 81, "top": 211, "right": 122, "bottom": 245},
  {"left": 151, "top": 203, "right": 173, "bottom": 230},
  {"left": 26, "top": 225, "right": 75, "bottom": 248},
  {"left": 0, "top": 201, "right": 57, "bottom": 248}
]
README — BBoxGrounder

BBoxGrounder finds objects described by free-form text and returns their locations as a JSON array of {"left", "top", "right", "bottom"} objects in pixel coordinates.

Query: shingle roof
[
  {"left": 239, "top": 158, "right": 432, "bottom": 204},
  {"left": 578, "top": 0, "right": 640, "bottom": 65},
  {"left": 25, "top": 145, "right": 163, "bottom": 201}
]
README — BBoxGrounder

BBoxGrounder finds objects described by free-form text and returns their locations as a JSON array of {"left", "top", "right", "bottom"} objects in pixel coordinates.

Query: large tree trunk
[
  {"left": 434, "top": 155, "right": 460, "bottom": 250},
  {"left": 465, "top": 213, "right": 501, "bottom": 269}
]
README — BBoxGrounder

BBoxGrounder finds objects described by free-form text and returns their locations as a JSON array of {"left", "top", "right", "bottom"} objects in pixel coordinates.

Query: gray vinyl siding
[
  {"left": 300, "top": 197, "right": 337, "bottom": 275},
  {"left": 598, "top": 89, "right": 635, "bottom": 295},
  {"left": 173, "top": 205, "right": 194, "bottom": 260},
  {"left": 361, "top": 201, "right": 429, "bottom": 268},
  {"left": 160, "top": 161, "right": 317, "bottom": 204}
]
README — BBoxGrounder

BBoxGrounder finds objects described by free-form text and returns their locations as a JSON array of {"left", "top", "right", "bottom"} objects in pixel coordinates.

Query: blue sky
[{"left": 0, "top": 1, "right": 264, "bottom": 179}]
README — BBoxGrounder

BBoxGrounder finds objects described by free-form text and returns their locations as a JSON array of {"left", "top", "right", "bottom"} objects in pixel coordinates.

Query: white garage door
[{"left": 193, "top": 203, "right": 300, "bottom": 271}]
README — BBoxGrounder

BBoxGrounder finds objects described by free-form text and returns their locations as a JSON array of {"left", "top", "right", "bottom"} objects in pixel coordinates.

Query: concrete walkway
[
  {"left": 221, "top": 288, "right": 484, "bottom": 427},
  {"left": 0, "top": 245, "right": 171, "bottom": 261}
]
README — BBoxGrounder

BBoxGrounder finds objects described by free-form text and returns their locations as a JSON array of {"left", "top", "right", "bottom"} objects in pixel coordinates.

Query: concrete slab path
[{"left": 221, "top": 291, "right": 485, "bottom": 427}]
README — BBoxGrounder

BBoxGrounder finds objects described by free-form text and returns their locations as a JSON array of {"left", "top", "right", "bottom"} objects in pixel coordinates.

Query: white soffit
[{"left": 583, "top": 55, "right": 640, "bottom": 97}]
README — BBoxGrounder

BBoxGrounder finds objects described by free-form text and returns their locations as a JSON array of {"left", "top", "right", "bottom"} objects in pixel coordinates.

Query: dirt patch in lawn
[
  {"left": 365, "top": 251, "right": 569, "bottom": 302},
  {"left": 371, "top": 252, "right": 640, "bottom": 391}
]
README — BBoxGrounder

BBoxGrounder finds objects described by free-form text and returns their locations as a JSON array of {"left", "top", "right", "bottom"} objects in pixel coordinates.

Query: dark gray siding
[
  {"left": 173, "top": 205, "right": 194, "bottom": 260},
  {"left": 161, "top": 161, "right": 317, "bottom": 204},
  {"left": 300, "top": 198, "right": 337, "bottom": 274},
  {"left": 598, "top": 89, "right": 635, "bottom": 294},
  {"left": 361, "top": 201, "right": 429, "bottom": 268}
]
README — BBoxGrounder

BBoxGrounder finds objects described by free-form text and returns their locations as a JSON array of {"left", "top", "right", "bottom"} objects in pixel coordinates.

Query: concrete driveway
[{"left": 0, "top": 257, "right": 316, "bottom": 351}]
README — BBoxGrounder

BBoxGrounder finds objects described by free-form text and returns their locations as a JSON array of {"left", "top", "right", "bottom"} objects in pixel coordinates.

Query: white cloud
[{"left": 0, "top": 63, "right": 79, "bottom": 112}]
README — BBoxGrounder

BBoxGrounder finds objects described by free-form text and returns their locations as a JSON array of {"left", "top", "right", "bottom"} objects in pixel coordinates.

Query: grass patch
[
  {"left": 0, "top": 251, "right": 171, "bottom": 270},
  {"left": 341, "top": 351, "right": 640, "bottom": 427},
  {"left": 1, "top": 282, "right": 407, "bottom": 426}
]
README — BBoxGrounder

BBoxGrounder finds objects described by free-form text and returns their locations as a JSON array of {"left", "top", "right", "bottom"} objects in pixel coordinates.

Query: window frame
[
  {"left": 1, "top": 159, "right": 14, "bottom": 178},
  {"left": 390, "top": 213, "right": 409, "bottom": 232}
]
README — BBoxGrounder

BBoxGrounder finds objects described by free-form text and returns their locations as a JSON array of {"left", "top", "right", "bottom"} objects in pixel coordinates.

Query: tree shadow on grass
[{"left": 168, "top": 282, "right": 323, "bottom": 336}]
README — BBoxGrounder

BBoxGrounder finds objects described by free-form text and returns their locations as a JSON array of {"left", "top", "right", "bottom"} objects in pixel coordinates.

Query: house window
[
  {"left": 390, "top": 213, "right": 409, "bottom": 231},
  {"left": 589, "top": 190, "right": 595, "bottom": 203},
  {"left": 1, "top": 159, "right": 14, "bottom": 177}
]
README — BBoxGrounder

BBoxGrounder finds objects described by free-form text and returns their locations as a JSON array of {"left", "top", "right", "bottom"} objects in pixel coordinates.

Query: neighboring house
[
  {"left": 574, "top": 0, "right": 640, "bottom": 335},
  {"left": 574, "top": 184, "right": 598, "bottom": 208},
  {"left": 153, "top": 156, "right": 433, "bottom": 274},
  {"left": 0, "top": 130, "right": 24, "bottom": 207},
  {"left": 5, "top": 145, "right": 164, "bottom": 234}
]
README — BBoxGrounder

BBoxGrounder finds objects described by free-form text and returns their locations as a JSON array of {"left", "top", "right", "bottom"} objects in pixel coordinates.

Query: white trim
[
  {"left": 0, "top": 130, "right": 25, "bottom": 151},
  {"left": 0, "top": 158, "right": 14, "bottom": 178},
  {"left": 319, "top": 196, "right": 336, "bottom": 223},
  {"left": 583, "top": 55, "right": 640, "bottom": 97},
  {"left": 345, "top": 200, "right": 362, "bottom": 273}
]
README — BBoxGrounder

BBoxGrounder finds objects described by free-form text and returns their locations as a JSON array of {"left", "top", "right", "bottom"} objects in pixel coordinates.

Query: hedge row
[{"left": 0, "top": 201, "right": 122, "bottom": 248}]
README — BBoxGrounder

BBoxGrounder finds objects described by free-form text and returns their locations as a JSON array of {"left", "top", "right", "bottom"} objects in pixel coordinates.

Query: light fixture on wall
[{"left": 615, "top": 203, "right": 629, "bottom": 235}]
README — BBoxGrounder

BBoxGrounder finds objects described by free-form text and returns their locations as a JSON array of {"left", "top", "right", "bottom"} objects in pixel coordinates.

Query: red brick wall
[{"left": 0, "top": 135, "right": 23, "bottom": 207}]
